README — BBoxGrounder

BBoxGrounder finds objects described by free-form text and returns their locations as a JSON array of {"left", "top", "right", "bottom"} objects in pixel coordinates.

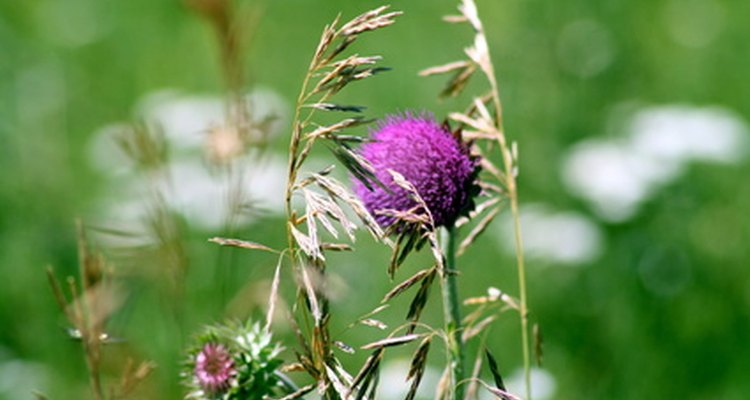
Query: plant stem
[
  {"left": 491, "top": 90, "right": 531, "bottom": 400},
  {"left": 484, "top": 29, "right": 532, "bottom": 400},
  {"left": 509, "top": 188, "right": 530, "bottom": 400},
  {"left": 441, "top": 226, "right": 465, "bottom": 400},
  {"left": 284, "top": 47, "right": 336, "bottom": 397},
  {"left": 491, "top": 96, "right": 531, "bottom": 400},
  {"left": 284, "top": 87, "right": 309, "bottom": 251}
]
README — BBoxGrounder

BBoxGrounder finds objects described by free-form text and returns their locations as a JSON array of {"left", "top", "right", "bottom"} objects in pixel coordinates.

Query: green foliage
[{"left": 1, "top": 0, "right": 750, "bottom": 399}]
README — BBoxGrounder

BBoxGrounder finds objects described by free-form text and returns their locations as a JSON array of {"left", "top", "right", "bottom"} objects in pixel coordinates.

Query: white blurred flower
[
  {"left": 136, "top": 90, "right": 224, "bottom": 150},
  {"left": 205, "top": 126, "right": 245, "bottom": 163},
  {"left": 562, "top": 139, "right": 675, "bottom": 221},
  {"left": 629, "top": 105, "right": 748, "bottom": 164},
  {"left": 105, "top": 156, "right": 288, "bottom": 230},
  {"left": 0, "top": 359, "right": 50, "bottom": 399},
  {"left": 563, "top": 104, "right": 749, "bottom": 222},
  {"left": 498, "top": 204, "right": 603, "bottom": 265},
  {"left": 87, "top": 122, "right": 138, "bottom": 175},
  {"left": 133, "top": 87, "right": 288, "bottom": 152},
  {"left": 378, "top": 359, "right": 442, "bottom": 400},
  {"left": 88, "top": 87, "right": 292, "bottom": 230},
  {"left": 501, "top": 367, "right": 557, "bottom": 400}
]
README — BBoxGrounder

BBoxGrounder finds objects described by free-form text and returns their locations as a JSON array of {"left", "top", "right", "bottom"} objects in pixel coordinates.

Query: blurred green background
[{"left": 2, "top": 0, "right": 749, "bottom": 399}]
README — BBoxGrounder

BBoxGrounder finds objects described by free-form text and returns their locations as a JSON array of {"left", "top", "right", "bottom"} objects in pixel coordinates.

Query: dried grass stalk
[
  {"left": 361, "top": 334, "right": 421, "bottom": 350},
  {"left": 209, "top": 237, "right": 276, "bottom": 253},
  {"left": 47, "top": 223, "right": 152, "bottom": 400},
  {"left": 382, "top": 267, "right": 436, "bottom": 303},
  {"left": 281, "top": 7, "right": 400, "bottom": 396}
]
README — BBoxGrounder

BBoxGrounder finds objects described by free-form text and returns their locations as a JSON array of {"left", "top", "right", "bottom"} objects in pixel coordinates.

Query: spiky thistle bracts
[
  {"left": 354, "top": 113, "right": 479, "bottom": 229},
  {"left": 183, "top": 320, "right": 287, "bottom": 400}
]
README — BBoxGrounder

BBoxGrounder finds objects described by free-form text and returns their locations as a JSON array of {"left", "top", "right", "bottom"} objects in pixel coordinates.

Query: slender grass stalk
[
  {"left": 283, "top": 58, "right": 325, "bottom": 373},
  {"left": 277, "top": 8, "right": 401, "bottom": 398},
  {"left": 510, "top": 193, "right": 530, "bottom": 399},
  {"left": 441, "top": 226, "right": 465, "bottom": 400},
  {"left": 284, "top": 60, "right": 314, "bottom": 254},
  {"left": 485, "top": 49, "right": 531, "bottom": 400},
  {"left": 74, "top": 222, "right": 105, "bottom": 400},
  {"left": 69, "top": 278, "right": 104, "bottom": 400},
  {"left": 421, "top": 0, "right": 532, "bottom": 396}
]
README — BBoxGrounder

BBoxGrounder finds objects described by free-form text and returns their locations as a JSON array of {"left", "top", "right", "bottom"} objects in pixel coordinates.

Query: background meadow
[{"left": 1, "top": 0, "right": 750, "bottom": 399}]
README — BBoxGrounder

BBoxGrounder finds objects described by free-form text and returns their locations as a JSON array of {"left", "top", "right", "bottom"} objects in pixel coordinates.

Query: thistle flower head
[
  {"left": 194, "top": 342, "right": 236, "bottom": 395},
  {"left": 183, "top": 320, "right": 286, "bottom": 400},
  {"left": 354, "top": 113, "right": 478, "bottom": 228}
]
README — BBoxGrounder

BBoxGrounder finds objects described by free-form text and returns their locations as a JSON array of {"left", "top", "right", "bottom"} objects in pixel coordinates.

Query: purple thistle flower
[
  {"left": 354, "top": 113, "right": 478, "bottom": 228},
  {"left": 194, "top": 343, "right": 236, "bottom": 395}
]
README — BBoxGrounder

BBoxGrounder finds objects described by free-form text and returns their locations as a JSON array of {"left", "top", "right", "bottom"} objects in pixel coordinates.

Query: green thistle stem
[{"left": 441, "top": 226, "right": 465, "bottom": 400}]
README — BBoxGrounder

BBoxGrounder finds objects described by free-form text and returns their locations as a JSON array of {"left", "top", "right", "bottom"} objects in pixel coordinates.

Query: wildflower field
[{"left": 1, "top": 0, "right": 749, "bottom": 399}]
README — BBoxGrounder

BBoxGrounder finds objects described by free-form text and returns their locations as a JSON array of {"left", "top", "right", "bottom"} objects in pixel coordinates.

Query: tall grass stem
[{"left": 482, "top": 16, "right": 532, "bottom": 399}]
